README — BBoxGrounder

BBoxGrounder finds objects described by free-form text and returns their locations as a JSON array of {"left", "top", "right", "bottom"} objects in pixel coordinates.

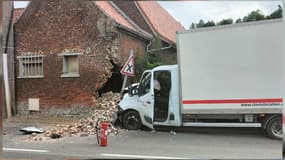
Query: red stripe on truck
[{"left": 183, "top": 98, "right": 283, "bottom": 104}]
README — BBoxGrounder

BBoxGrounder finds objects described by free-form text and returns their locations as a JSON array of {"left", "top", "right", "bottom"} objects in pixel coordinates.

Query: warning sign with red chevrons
[{"left": 120, "top": 55, "right": 135, "bottom": 77}]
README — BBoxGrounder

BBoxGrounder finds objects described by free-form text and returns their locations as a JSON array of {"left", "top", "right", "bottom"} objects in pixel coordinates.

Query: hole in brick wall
[{"left": 98, "top": 62, "right": 123, "bottom": 96}]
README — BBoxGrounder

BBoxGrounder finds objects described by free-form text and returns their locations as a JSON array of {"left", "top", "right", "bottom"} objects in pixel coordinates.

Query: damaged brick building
[{"left": 12, "top": 1, "right": 184, "bottom": 115}]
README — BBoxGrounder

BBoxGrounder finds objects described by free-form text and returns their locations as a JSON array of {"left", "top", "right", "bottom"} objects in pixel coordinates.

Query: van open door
[
  {"left": 153, "top": 70, "right": 171, "bottom": 124},
  {"left": 137, "top": 71, "right": 154, "bottom": 129}
]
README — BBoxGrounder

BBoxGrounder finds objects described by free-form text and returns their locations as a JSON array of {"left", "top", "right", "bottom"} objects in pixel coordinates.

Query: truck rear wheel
[
  {"left": 123, "top": 111, "right": 142, "bottom": 130},
  {"left": 266, "top": 116, "right": 282, "bottom": 139}
]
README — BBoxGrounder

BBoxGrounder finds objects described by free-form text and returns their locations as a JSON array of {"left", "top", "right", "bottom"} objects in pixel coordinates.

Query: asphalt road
[{"left": 2, "top": 127, "right": 283, "bottom": 159}]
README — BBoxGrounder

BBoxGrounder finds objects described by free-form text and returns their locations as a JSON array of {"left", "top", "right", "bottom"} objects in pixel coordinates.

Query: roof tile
[{"left": 136, "top": 1, "right": 185, "bottom": 43}]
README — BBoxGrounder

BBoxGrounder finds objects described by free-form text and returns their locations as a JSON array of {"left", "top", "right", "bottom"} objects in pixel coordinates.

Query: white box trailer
[
  {"left": 178, "top": 19, "right": 283, "bottom": 115},
  {"left": 118, "top": 19, "right": 283, "bottom": 139}
]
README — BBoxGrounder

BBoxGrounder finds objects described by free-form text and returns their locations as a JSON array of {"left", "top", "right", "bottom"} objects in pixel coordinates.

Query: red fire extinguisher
[{"left": 100, "top": 121, "right": 108, "bottom": 146}]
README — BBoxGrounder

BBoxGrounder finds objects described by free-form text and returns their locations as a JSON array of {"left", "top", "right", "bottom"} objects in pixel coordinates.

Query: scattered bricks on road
[{"left": 23, "top": 92, "right": 121, "bottom": 141}]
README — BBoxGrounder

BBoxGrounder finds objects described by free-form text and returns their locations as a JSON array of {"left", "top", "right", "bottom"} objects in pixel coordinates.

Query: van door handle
[{"left": 146, "top": 101, "right": 151, "bottom": 104}]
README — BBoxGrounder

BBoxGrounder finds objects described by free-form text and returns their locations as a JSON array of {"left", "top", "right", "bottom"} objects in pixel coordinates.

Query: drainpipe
[
  {"left": 146, "top": 39, "right": 173, "bottom": 54},
  {"left": 146, "top": 40, "right": 152, "bottom": 53}
]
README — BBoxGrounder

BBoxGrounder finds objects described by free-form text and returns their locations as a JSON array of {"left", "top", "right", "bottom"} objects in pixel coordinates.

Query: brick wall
[
  {"left": 118, "top": 29, "right": 148, "bottom": 62},
  {"left": 158, "top": 47, "right": 177, "bottom": 65},
  {"left": 14, "top": 0, "right": 148, "bottom": 115},
  {"left": 148, "top": 39, "right": 177, "bottom": 65}
]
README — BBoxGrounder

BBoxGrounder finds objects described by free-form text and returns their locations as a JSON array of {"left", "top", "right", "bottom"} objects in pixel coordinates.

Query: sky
[
  {"left": 14, "top": 1, "right": 282, "bottom": 29},
  {"left": 159, "top": 1, "right": 282, "bottom": 28}
]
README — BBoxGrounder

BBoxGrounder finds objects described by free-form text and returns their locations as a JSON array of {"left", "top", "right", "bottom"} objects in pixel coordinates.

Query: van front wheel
[
  {"left": 123, "top": 111, "right": 142, "bottom": 130},
  {"left": 266, "top": 116, "right": 282, "bottom": 139}
]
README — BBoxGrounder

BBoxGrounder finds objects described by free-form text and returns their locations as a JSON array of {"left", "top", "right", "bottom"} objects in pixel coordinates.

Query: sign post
[
  {"left": 120, "top": 74, "right": 128, "bottom": 96},
  {"left": 120, "top": 50, "right": 135, "bottom": 95}
]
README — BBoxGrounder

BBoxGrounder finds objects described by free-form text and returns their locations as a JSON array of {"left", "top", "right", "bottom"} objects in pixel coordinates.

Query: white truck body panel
[{"left": 177, "top": 19, "right": 283, "bottom": 114}]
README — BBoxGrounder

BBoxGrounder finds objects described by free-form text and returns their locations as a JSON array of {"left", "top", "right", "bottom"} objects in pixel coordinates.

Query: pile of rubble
[{"left": 23, "top": 92, "right": 121, "bottom": 141}]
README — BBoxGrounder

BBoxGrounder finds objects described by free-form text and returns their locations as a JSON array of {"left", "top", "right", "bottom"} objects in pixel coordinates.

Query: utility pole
[{"left": 3, "top": 54, "right": 12, "bottom": 118}]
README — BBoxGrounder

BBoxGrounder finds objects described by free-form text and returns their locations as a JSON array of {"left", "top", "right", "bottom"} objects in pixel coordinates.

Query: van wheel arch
[{"left": 122, "top": 109, "right": 142, "bottom": 130}]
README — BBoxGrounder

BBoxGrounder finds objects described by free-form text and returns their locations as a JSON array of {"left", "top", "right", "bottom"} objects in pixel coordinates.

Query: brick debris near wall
[{"left": 21, "top": 92, "right": 121, "bottom": 141}]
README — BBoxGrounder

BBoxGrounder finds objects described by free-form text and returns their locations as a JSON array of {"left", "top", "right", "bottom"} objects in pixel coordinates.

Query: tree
[
  {"left": 189, "top": 5, "right": 282, "bottom": 29},
  {"left": 243, "top": 9, "right": 266, "bottom": 22},
  {"left": 235, "top": 18, "right": 242, "bottom": 23},
  {"left": 267, "top": 5, "right": 282, "bottom": 19},
  {"left": 217, "top": 18, "right": 233, "bottom": 25},
  {"left": 196, "top": 19, "right": 205, "bottom": 28},
  {"left": 203, "top": 20, "right": 216, "bottom": 27},
  {"left": 190, "top": 23, "right": 196, "bottom": 29},
  {"left": 134, "top": 53, "right": 162, "bottom": 82}
]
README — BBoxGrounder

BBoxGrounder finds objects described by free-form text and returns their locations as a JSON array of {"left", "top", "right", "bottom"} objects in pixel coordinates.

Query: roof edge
[
  {"left": 134, "top": 2, "right": 157, "bottom": 37},
  {"left": 113, "top": 21, "right": 153, "bottom": 40},
  {"left": 109, "top": 1, "right": 153, "bottom": 38},
  {"left": 94, "top": 1, "right": 153, "bottom": 41}
]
